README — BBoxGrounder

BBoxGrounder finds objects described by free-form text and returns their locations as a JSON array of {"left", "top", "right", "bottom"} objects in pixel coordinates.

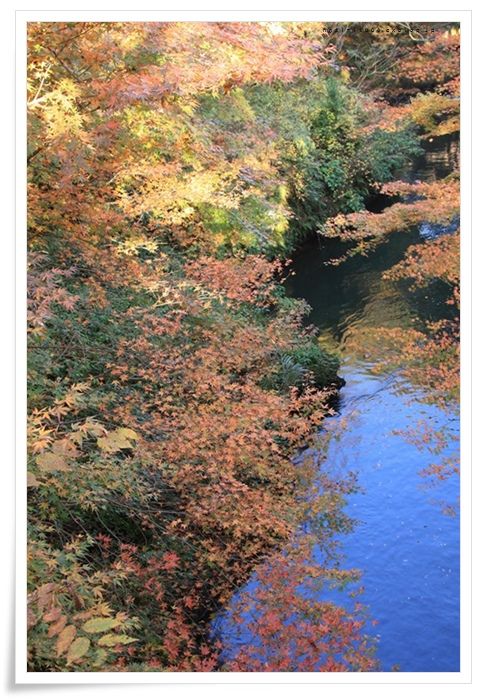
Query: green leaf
[
  {"left": 66, "top": 636, "right": 90, "bottom": 664},
  {"left": 92, "top": 648, "right": 108, "bottom": 667}
]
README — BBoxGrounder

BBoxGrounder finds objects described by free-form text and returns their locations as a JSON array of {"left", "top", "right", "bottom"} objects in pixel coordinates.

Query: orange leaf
[
  {"left": 56, "top": 625, "right": 76, "bottom": 657},
  {"left": 48, "top": 614, "right": 67, "bottom": 638}
]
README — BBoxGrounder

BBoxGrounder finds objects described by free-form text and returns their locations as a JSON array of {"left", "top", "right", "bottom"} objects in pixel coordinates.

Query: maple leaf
[
  {"left": 161, "top": 552, "right": 179, "bottom": 571},
  {"left": 36, "top": 452, "right": 70, "bottom": 473},
  {"left": 97, "top": 428, "right": 139, "bottom": 453}
]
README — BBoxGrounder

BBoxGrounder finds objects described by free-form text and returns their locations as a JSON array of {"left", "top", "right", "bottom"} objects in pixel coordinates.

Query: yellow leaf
[
  {"left": 66, "top": 636, "right": 90, "bottom": 664},
  {"left": 98, "top": 633, "right": 137, "bottom": 647},
  {"left": 82, "top": 617, "right": 121, "bottom": 634},
  {"left": 97, "top": 428, "right": 139, "bottom": 453},
  {"left": 81, "top": 419, "right": 106, "bottom": 437},
  {"left": 118, "top": 428, "right": 139, "bottom": 441}
]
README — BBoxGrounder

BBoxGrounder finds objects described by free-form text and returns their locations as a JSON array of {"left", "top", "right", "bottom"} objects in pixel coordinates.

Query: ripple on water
[{"left": 214, "top": 365, "right": 459, "bottom": 672}]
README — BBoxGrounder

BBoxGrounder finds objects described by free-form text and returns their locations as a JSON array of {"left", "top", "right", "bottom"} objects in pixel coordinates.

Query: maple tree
[{"left": 26, "top": 21, "right": 459, "bottom": 672}]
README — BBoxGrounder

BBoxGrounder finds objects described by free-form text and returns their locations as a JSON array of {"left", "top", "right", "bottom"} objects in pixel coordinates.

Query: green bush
[{"left": 263, "top": 342, "right": 342, "bottom": 392}]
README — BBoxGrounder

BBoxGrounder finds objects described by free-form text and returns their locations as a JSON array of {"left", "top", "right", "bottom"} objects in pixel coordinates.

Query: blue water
[
  {"left": 214, "top": 362, "right": 460, "bottom": 672},
  {"left": 309, "top": 364, "right": 459, "bottom": 671},
  {"left": 213, "top": 135, "right": 460, "bottom": 672}
]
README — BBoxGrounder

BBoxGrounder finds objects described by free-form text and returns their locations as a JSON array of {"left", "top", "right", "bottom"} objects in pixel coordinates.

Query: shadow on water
[
  {"left": 213, "top": 133, "right": 460, "bottom": 673},
  {"left": 283, "top": 227, "right": 456, "bottom": 354},
  {"left": 284, "top": 131, "right": 460, "bottom": 352}
]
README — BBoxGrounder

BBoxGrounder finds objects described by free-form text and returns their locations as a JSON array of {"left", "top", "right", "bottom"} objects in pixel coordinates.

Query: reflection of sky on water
[
  {"left": 313, "top": 364, "right": 459, "bottom": 671},
  {"left": 214, "top": 364, "right": 459, "bottom": 672}
]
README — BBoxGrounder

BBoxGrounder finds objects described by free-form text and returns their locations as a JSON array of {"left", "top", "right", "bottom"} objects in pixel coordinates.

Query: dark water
[{"left": 215, "top": 134, "right": 460, "bottom": 672}]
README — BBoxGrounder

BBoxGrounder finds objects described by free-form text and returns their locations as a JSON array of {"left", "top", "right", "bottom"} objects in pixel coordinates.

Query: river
[{"left": 214, "top": 134, "right": 460, "bottom": 673}]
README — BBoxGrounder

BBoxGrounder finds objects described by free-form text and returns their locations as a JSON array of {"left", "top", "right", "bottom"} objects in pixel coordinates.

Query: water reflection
[
  {"left": 214, "top": 134, "right": 460, "bottom": 672},
  {"left": 311, "top": 363, "right": 459, "bottom": 672}
]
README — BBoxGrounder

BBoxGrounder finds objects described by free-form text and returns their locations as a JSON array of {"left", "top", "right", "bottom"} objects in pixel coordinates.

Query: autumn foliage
[{"left": 26, "top": 21, "right": 459, "bottom": 672}]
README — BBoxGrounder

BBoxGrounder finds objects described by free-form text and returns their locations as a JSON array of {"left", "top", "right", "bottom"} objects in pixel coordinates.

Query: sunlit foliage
[{"left": 26, "top": 21, "right": 459, "bottom": 672}]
